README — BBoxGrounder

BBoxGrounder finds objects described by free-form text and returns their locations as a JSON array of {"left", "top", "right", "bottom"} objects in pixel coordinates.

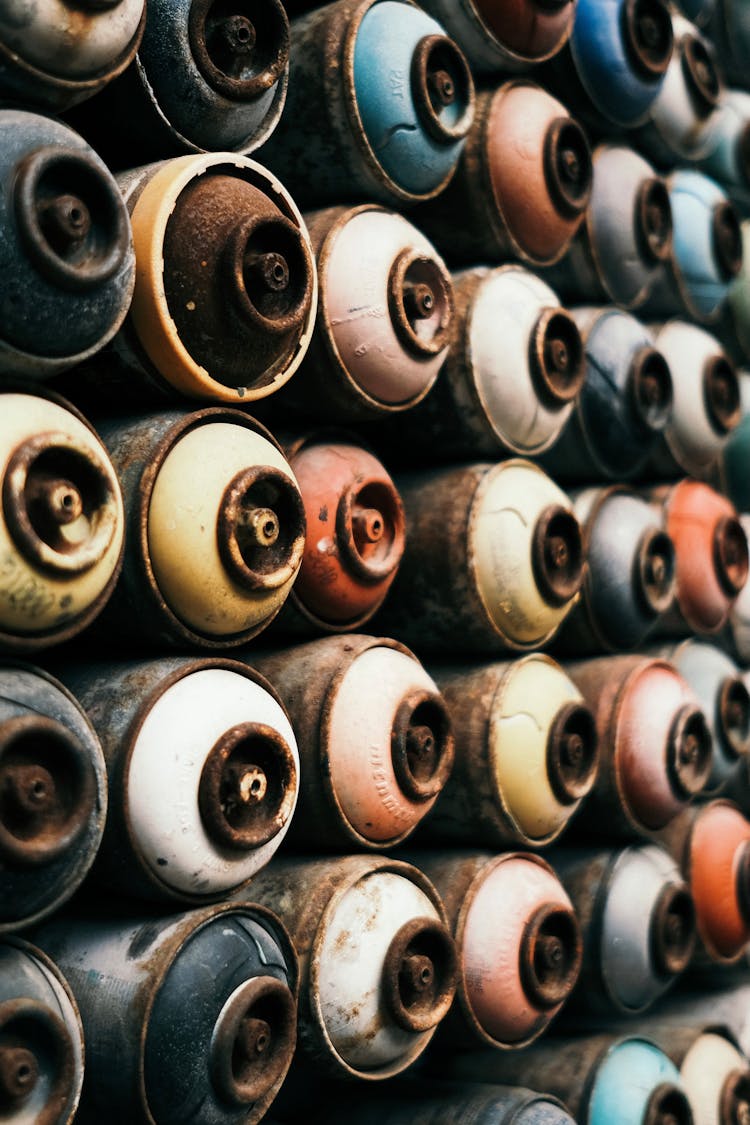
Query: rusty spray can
[
  {"left": 555, "top": 487, "right": 676, "bottom": 654},
  {"left": 0, "top": 935, "right": 84, "bottom": 1124},
  {"left": 0, "top": 665, "right": 107, "bottom": 934},
  {"left": 33, "top": 904, "right": 298, "bottom": 1124},
  {"left": 250, "top": 636, "right": 453, "bottom": 850},
  {"left": 0, "top": 110, "right": 134, "bottom": 379},
  {"left": 95, "top": 409, "right": 305, "bottom": 649},
  {"left": 566, "top": 655, "right": 713, "bottom": 838},
  {"left": 319, "top": 1083, "right": 576, "bottom": 1125},
  {"left": 418, "top": 656, "right": 598, "bottom": 848},
  {"left": 411, "top": 851, "right": 581, "bottom": 1050},
  {"left": 240, "top": 855, "right": 456, "bottom": 1080},
  {"left": 418, "top": 0, "right": 575, "bottom": 74},
  {"left": 256, "top": 0, "right": 475, "bottom": 208},
  {"left": 55, "top": 657, "right": 299, "bottom": 904},
  {"left": 375, "top": 460, "right": 584, "bottom": 654},
  {"left": 414, "top": 82, "right": 592, "bottom": 267},
  {"left": 539, "top": 308, "right": 674, "bottom": 482},
  {"left": 0, "top": 388, "right": 124, "bottom": 653}
]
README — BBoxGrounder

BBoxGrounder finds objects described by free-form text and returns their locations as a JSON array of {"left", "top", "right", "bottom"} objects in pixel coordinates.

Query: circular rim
[
  {"left": 546, "top": 701, "right": 599, "bottom": 805},
  {"left": 518, "top": 902, "right": 582, "bottom": 1010},
  {"left": 188, "top": 0, "right": 290, "bottom": 102},
  {"left": 381, "top": 915, "right": 457, "bottom": 1034},
  {"left": 409, "top": 34, "right": 475, "bottom": 145},
  {"left": 209, "top": 975, "right": 296, "bottom": 1105},
  {"left": 216, "top": 464, "right": 306, "bottom": 592},
  {"left": 390, "top": 689, "right": 454, "bottom": 804}
]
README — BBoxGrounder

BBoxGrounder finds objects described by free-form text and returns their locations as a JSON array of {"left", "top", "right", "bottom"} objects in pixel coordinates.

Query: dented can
[
  {"left": 414, "top": 82, "right": 591, "bottom": 267},
  {"left": 0, "top": 665, "right": 107, "bottom": 934},
  {"left": 650, "top": 479, "right": 749, "bottom": 635},
  {"left": 0, "top": 935, "right": 84, "bottom": 1124},
  {"left": 420, "top": 656, "right": 598, "bottom": 848},
  {"left": 539, "top": 308, "right": 674, "bottom": 483},
  {"left": 418, "top": 0, "right": 575, "bottom": 73},
  {"left": 413, "top": 851, "right": 581, "bottom": 1049},
  {"left": 96, "top": 409, "right": 305, "bottom": 648},
  {"left": 69, "top": 0, "right": 290, "bottom": 162},
  {"left": 321, "top": 1083, "right": 576, "bottom": 1125},
  {"left": 257, "top": 0, "right": 475, "bottom": 207},
  {"left": 376, "top": 460, "right": 585, "bottom": 653},
  {"left": 387, "top": 266, "right": 585, "bottom": 460},
  {"left": 252, "top": 636, "right": 453, "bottom": 850},
  {"left": 566, "top": 655, "right": 713, "bottom": 838},
  {"left": 0, "top": 388, "right": 124, "bottom": 653},
  {"left": 556, "top": 487, "right": 677, "bottom": 654},
  {"left": 242, "top": 855, "right": 457, "bottom": 1079},
  {"left": 0, "top": 110, "right": 134, "bottom": 379},
  {"left": 33, "top": 904, "right": 298, "bottom": 1124},
  {"left": 57, "top": 657, "right": 299, "bottom": 904},
  {"left": 542, "top": 146, "right": 674, "bottom": 310},
  {"left": 551, "top": 845, "right": 696, "bottom": 1017}
]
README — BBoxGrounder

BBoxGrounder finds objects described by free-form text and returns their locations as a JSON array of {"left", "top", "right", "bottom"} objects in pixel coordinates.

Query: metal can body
[
  {"left": 96, "top": 409, "right": 306, "bottom": 648},
  {"left": 418, "top": 0, "right": 575, "bottom": 73},
  {"left": 321, "top": 1083, "right": 576, "bottom": 1124},
  {"left": 33, "top": 904, "right": 298, "bottom": 1125}
]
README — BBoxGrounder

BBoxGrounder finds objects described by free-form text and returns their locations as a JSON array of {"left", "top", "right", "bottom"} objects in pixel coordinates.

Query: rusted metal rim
[
  {"left": 382, "top": 916, "right": 457, "bottom": 1033},
  {"left": 531, "top": 504, "right": 584, "bottom": 607},
  {"left": 0, "top": 713, "right": 96, "bottom": 868},
  {"left": 666, "top": 704, "right": 713, "bottom": 800},
  {"left": 635, "top": 177, "right": 673, "bottom": 264},
  {"left": 3, "top": 431, "right": 120, "bottom": 577},
  {"left": 546, "top": 702, "right": 598, "bottom": 805},
  {"left": 335, "top": 474, "right": 406, "bottom": 584},
  {"left": 529, "top": 307, "right": 585, "bottom": 408},
  {"left": 682, "top": 34, "right": 722, "bottom": 116},
  {"left": 649, "top": 882, "right": 696, "bottom": 976},
  {"left": 0, "top": 998, "right": 74, "bottom": 1125},
  {"left": 543, "top": 117, "right": 592, "bottom": 221},
  {"left": 217, "top": 465, "right": 306, "bottom": 592},
  {"left": 622, "top": 0, "right": 674, "bottom": 79},
  {"left": 210, "top": 976, "right": 296, "bottom": 1105},
  {"left": 719, "top": 676, "right": 750, "bottom": 759},
  {"left": 410, "top": 34, "right": 474, "bottom": 145},
  {"left": 644, "top": 1083, "right": 692, "bottom": 1125},
  {"left": 224, "top": 211, "right": 314, "bottom": 336},
  {"left": 189, "top": 0, "right": 289, "bottom": 101},
  {"left": 198, "top": 720, "right": 297, "bottom": 850},
  {"left": 703, "top": 355, "right": 741, "bottom": 436},
  {"left": 14, "top": 146, "right": 130, "bottom": 291},
  {"left": 636, "top": 527, "right": 676, "bottom": 616},
  {"left": 387, "top": 249, "right": 454, "bottom": 359},
  {"left": 713, "top": 202, "right": 744, "bottom": 280},
  {"left": 714, "top": 516, "right": 750, "bottom": 598},
  {"left": 719, "top": 1068, "right": 750, "bottom": 1125},
  {"left": 519, "top": 903, "right": 581, "bottom": 1010},
  {"left": 390, "top": 690, "right": 454, "bottom": 803},
  {"left": 626, "top": 346, "right": 673, "bottom": 434}
]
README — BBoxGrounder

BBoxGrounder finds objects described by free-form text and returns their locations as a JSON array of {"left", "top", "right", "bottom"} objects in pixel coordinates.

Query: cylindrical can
[
  {"left": 385, "top": 266, "right": 585, "bottom": 460},
  {"left": 698, "top": 89, "right": 750, "bottom": 214},
  {"left": 551, "top": 845, "right": 696, "bottom": 1017},
  {"left": 650, "top": 479, "right": 749, "bottom": 635},
  {"left": 257, "top": 0, "right": 475, "bottom": 207},
  {"left": 96, "top": 409, "right": 306, "bottom": 648},
  {"left": 421, "top": 656, "right": 598, "bottom": 848},
  {"left": 418, "top": 0, "right": 574, "bottom": 73},
  {"left": 414, "top": 83, "right": 592, "bottom": 267},
  {"left": 34, "top": 904, "right": 298, "bottom": 1124},
  {"left": 542, "top": 146, "right": 674, "bottom": 310},
  {"left": 276, "top": 205, "right": 454, "bottom": 420},
  {"left": 659, "top": 798, "right": 750, "bottom": 963},
  {"left": 413, "top": 851, "right": 581, "bottom": 1050},
  {"left": 376, "top": 460, "right": 585, "bottom": 653},
  {"left": 539, "top": 308, "right": 674, "bottom": 483},
  {"left": 67, "top": 0, "right": 290, "bottom": 162},
  {"left": 648, "top": 321, "right": 741, "bottom": 478},
  {"left": 644, "top": 170, "right": 744, "bottom": 323},
  {"left": 320, "top": 1083, "right": 576, "bottom": 1125},
  {"left": 0, "top": 666, "right": 107, "bottom": 934},
  {"left": 241, "top": 855, "right": 457, "bottom": 1079},
  {"left": 541, "top": 0, "right": 675, "bottom": 128},
  {"left": 566, "top": 655, "right": 713, "bottom": 838},
  {"left": 0, "top": 110, "right": 134, "bottom": 379},
  {"left": 273, "top": 436, "right": 406, "bottom": 632},
  {"left": 719, "top": 370, "right": 750, "bottom": 511},
  {"left": 251, "top": 636, "right": 453, "bottom": 850},
  {"left": 0, "top": 388, "right": 124, "bottom": 653},
  {"left": 0, "top": 0, "right": 144, "bottom": 111},
  {"left": 434, "top": 1036, "right": 693, "bottom": 1125},
  {"left": 556, "top": 487, "right": 677, "bottom": 654},
  {"left": 0, "top": 935, "right": 84, "bottom": 1124},
  {"left": 57, "top": 657, "right": 299, "bottom": 903}
]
